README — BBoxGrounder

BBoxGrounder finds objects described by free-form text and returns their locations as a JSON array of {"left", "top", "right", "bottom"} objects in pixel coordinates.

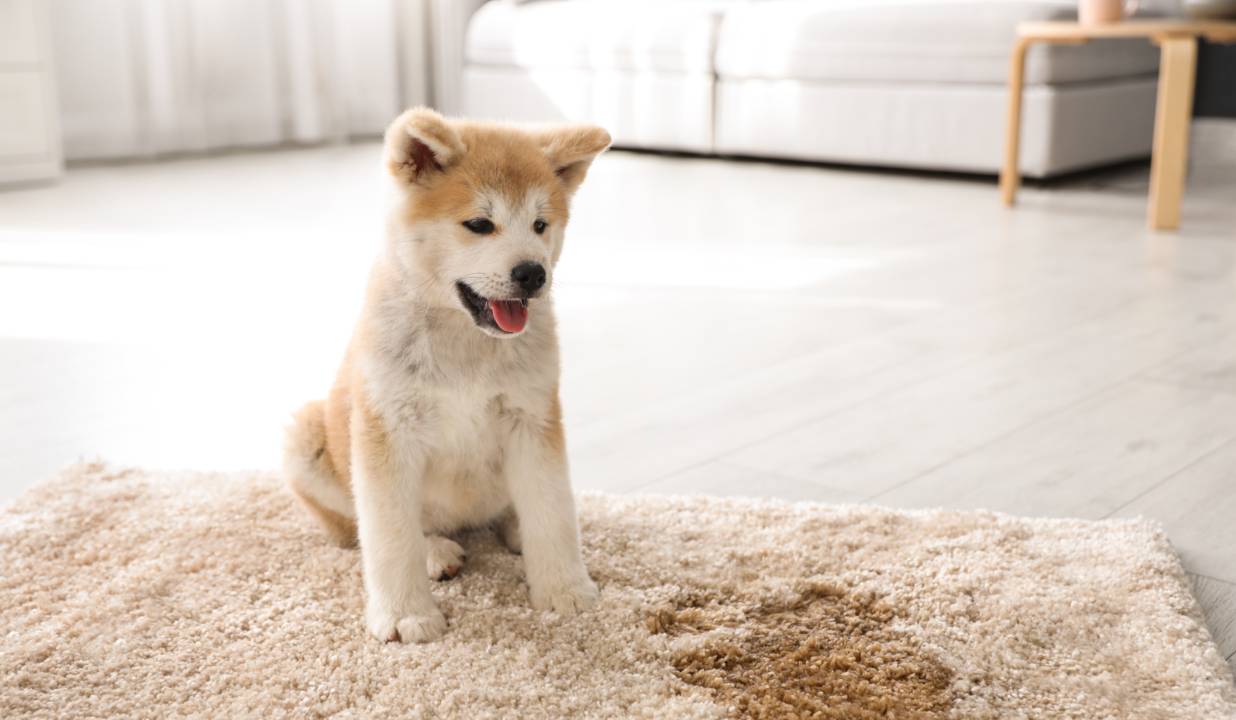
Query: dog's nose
[{"left": 511, "top": 262, "right": 546, "bottom": 293}]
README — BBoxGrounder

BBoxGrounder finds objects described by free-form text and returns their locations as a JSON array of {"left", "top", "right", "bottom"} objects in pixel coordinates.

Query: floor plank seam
[
  {"left": 859, "top": 377, "right": 1158, "bottom": 505},
  {"left": 1135, "top": 370, "right": 1236, "bottom": 398},
  {"left": 610, "top": 269, "right": 1166, "bottom": 496},
  {"left": 619, "top": 353, "right": 983, "bottom": 494},
  {"left": 629, "top": 296, "right": 1162, "bottom": 495},
  {"left": 849, "top": 292, "right": 1236, "bottom": 508},
  {"left": 1100, "top": 435, "right": 1236, "bottom": 521},
  {"left": 1192, "top": 572, "right": 1236, "bottom": 589}
]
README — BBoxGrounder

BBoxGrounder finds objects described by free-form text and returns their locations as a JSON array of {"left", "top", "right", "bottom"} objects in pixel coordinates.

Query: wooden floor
[{"left": 1, "top": 142, "right": 1233, "bottom": 675}]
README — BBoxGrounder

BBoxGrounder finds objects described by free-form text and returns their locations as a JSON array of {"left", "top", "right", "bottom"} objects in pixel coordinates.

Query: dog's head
[{"left": 382, "top": 108, "right": 610, "bottom": 338}]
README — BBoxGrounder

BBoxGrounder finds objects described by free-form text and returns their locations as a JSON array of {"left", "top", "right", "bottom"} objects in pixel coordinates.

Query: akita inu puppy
[{"left": 283, "top": 108, "right": 610, "bottom": 643}]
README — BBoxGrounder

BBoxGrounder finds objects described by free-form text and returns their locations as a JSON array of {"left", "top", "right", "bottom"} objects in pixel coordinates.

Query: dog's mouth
[{"left": 456, "top": 282, "right": 530, "bottom": 334}]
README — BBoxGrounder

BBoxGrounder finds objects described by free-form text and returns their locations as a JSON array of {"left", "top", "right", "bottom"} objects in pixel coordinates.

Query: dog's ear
[
  {"left": 538, "top": 125, "right": 612, "bottom": 196},
  {"left": 384, "top": 107, "right": 466, "bottom": 185}
]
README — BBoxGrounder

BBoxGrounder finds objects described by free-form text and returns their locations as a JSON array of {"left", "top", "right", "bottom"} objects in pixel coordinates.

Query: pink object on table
[{"left": 1078, "top": 0, "right": 1137, "bottom": 24}]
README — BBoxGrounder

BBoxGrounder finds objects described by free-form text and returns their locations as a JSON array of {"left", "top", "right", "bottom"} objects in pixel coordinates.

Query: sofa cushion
[
  {"left": 715, "top": 0, "right": 1161, "bottom": 85},
  {"left": 466, "top": 0, "right": 729, "bottom": 74}
]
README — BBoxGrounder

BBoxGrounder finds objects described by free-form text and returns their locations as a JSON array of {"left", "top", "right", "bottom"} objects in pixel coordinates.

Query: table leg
[
  {"left": 1000, "top": 38, "right": 1031, "bottom": 207},
  {"left": 1148, "top": 36, "right": 1198, "bottom": 231}
]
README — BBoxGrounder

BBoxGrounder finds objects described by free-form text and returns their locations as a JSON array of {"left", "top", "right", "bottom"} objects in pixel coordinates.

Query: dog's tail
[{"left": 283, "top": 400, "right": 357, "bottom": 547}]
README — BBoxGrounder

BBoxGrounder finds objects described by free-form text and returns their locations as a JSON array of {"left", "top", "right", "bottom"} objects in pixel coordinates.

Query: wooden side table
[{"left": 1000, "top": 20, "right": 1236, "bottom": 230}]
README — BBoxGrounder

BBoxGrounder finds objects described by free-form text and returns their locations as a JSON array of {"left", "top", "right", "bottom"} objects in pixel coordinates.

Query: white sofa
[{"left": 439, "top": 0, "right": 1163, "bottom": 177}]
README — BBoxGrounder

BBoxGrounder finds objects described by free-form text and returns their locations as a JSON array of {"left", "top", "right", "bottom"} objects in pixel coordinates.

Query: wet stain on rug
[{"left": 649, "top": 580, "right": 952, "bottom": 719}]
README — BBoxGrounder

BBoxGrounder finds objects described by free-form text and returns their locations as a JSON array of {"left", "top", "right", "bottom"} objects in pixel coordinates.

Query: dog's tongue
[{"left": 489, "top": 299, "right": 528, "bottom": 333}]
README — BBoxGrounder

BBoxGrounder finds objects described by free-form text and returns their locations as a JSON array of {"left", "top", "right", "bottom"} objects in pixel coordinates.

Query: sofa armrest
[{"left": 428, "top": 0, "right": 491, "bottom": 114}]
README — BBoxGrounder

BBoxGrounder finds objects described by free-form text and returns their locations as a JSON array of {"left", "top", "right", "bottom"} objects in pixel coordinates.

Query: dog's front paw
[
  {"left": 530, "top": 575, "right": 599, "bottom": 615},
  {"left": 366, "top": 600, "right": 447, "bottom": 643}
]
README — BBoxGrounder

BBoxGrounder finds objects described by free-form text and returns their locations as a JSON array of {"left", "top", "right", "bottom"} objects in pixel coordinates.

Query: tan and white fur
[{"left": 283, "top": 108, "right": 610, "bottom": 643}]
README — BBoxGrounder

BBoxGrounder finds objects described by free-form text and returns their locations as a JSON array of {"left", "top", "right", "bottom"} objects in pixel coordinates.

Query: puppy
[{"left": 283, "top": 108, "right": 610, "bottom": 643}]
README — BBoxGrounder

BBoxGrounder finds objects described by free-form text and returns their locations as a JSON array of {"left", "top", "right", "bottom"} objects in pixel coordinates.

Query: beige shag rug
[{"left": 1, "top": 464, "right": 1233, "bottom": 719}]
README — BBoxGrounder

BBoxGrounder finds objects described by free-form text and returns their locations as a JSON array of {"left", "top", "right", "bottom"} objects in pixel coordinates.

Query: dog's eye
[
  {"left": 462, "top": 218, "right": 495, "bottom": 235},
  {"left": 533, "top": 219, "right": 548, "bottom": 235}
]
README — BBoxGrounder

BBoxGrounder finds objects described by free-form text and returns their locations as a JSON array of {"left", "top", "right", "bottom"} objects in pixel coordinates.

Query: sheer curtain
[{"left": 49, "top": 0, "right": 430, "bottom": 161}]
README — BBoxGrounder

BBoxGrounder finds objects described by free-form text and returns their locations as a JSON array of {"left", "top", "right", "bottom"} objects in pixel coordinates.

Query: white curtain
[{"left": 49, "top": 0, "right": 430, "bottom": 161}]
